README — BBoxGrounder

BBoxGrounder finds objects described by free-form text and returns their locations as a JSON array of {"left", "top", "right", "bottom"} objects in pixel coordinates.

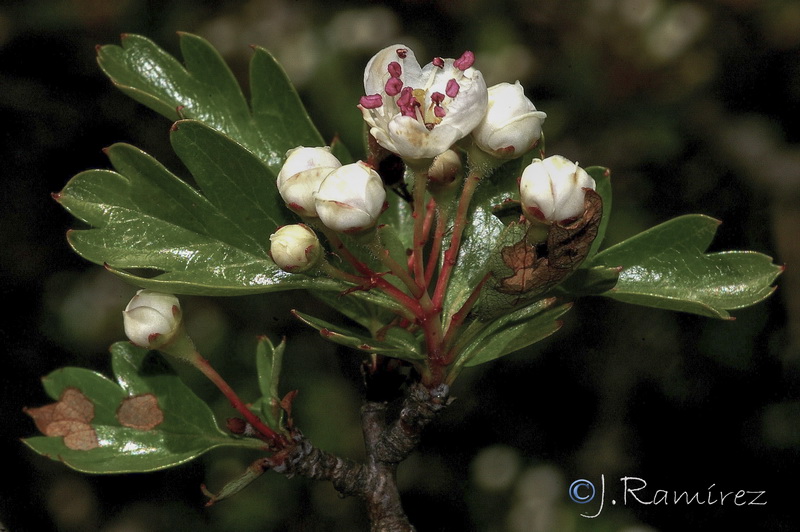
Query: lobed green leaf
[
  {"left": 23, "top": 342, "right": 263, "bottom": 474},
  {"left": 590, "top": 215, "right": 782, "bottom": 319},
  {"left": 97, "top": 33, "right": 324, "bottom": 174}
]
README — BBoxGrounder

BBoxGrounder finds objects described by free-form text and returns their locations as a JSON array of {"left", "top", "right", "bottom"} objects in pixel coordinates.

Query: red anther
[
  {"left": 397, "top": 86, "right": 414, "bottom": 107},
  {"left": 446, "top": 79, "right": 460, "bottom": 98},
  {"left": 396, "top": 48, "right": 408, "bottom": 58},
  {"left": 359, "top": 94, "right": 384, "bottom": 109},
  {"left": 454, "top": 50, "right": 475, "bottom": 70},
  {"left": 430, "top": 91, "right": 444, "bottom": 104},
  {"left": 388, "top": 61, "right": 402, "bottom": 78},
  {"left": 434, "top": 106, "right": 446, "bottom": 118},
  {"left": 432, "top": 57, "right": 444, "bottom": 68},
  {"left": 385, "top": 77, "right": 403, "bottom": 96}
]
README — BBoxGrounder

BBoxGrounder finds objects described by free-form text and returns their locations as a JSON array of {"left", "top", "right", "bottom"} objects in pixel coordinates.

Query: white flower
[
  {"left": 519, "top": 156, "right": 596, "bottom": 223},
  {"left": 358, "top": 44, "right": 488, "bottom": 160},
  {"left": 123, "top": 290, "right": 182, "bottom": 348},
  {"left": 269, "top": 224, "right": 322, "bottom": 272},
  {"left": 314, "top": 161, "right": 386, "bottom": 233},
  {"left": 473, "top": 81, "right": 546, "bottom": 159},
  {"left": 277, "top": 146, "right": 342, "bottom": 217}
]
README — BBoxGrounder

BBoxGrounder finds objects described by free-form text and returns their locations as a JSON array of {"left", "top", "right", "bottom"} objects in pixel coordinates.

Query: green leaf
[
  {"left": 590, "top": 215, "right": 782, "bottom": 319},
  {"left": 442, "top": 154, "right": 532, "bottom": 326},
  {"left": 97, "top": 33, "right": 324, "bottom": 174},
  {"left": 292, "top": 310, "right": 425, "bottom": 362},
  {"left": 453, "top": 298, "right": 572, "bottom": 369},
  {"left": 58, "top": 131, "right": 325, "bottom": 295},
  {"left": 23, "top": 342, "right": 262, "bottom": 474},
  {"left": 252, "top": 336, "right": 285, "bottom": 428},
  {"left": 311, "top": 289, "right": 395, "bottom": 335}
]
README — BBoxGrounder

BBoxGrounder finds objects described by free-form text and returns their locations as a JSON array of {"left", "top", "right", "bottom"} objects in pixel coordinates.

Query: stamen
[
  {"left": 432, "top": 57, "right": 444, "bottom": 68},
  {"left": 397, "top": 87, "right": 413, "bottom": 108},
  {"left": 396, "top": 48, "right": 408, "bottom": 58},
  {"left": 359, "top": 94, "right": 383, "bottom": 109},
  {"left": 445, "top": 79, "right": 460, "bottom": 98},
  {"left": 388, "top": 61, "right": 402, "bottom": 78},
  {"left": 434, "top": 105, "right": 446, "bottom": 118},
  {"left": 454, "top": 50, "right": 475, "bottom": 71},
  {"left": 385, "top": 77, "right": 403, "bottom": 96},
  {"left": 430, "top": 91, "right": 445, "bottom": 104},
  {"left": 397, "top": 87, "right": 419, "bottom": 118}
]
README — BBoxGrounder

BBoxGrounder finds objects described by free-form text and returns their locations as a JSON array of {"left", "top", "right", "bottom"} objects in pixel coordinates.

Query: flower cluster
[{"left": 271, "top": 44, "right": 596, "bottom": 276}]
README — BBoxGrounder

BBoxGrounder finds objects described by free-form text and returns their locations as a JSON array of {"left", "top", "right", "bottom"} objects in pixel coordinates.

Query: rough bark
[{"left": 270, "top": 382, "right": 450, "bottom": 531}]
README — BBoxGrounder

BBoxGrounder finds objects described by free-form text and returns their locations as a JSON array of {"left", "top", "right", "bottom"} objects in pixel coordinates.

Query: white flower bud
[
  {"left": 473, "top": 81, "right": 546, "bottom": 159},
  {"left": 276, "top": 146, "right": 342, "bottom": 216},
  {"left": 427, "top": 149, "right": 462, "bottom": 187},
  {"left": 269, "top": 224, "right": 323, "bottom": 272},
  {"left": 314, "top": 161, "right": 386, "bottom": 233},
  {"left": 519, "top": 155, "right": 596, "bottom": 223},
  {"left": 123, "top": 290, "right": 182, "bottom": 349}
]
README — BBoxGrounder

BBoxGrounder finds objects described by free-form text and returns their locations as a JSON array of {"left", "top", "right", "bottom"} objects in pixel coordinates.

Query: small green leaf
[
  {"left": 292, "top": 310, "right": 425, "bottom": 362},
  {"left": 253, "top": 336, "right": 285, "bottom": 427},
  {"left": 590, "top": 215, "right": 782, "bottom": 319},
  {"left": 311, "top": 290, "right": 394, "bottom": 335},
  {"left": 453, "top": 299, "right": 572, "bottom": 369},
  {"left": 23, "top": 342, "right": 263, "bottom": 474},
  {"left": 97, "top": 33, "right": 324, "bottom": 174}
]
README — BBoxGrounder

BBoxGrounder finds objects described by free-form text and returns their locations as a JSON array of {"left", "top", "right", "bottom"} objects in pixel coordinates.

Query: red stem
[
  {"left": 432, "top": 171, "right": 482, "bottom": 310},
  {"left": 194, "top": 355, "right": 289, "bottom": 448},
  {"left": 424, "top": 205, "right": 449, "bottom": 286}
]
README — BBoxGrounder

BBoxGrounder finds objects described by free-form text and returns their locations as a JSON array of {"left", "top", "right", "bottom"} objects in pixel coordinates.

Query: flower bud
[
  {"left": 277, "top": 146, "right": 342, "bottom": 217},
  {"left": 314, "top": 161, "right": 386, "bottom": 233},
  {"left": 427, "top": 149, "right": 462, "bottom": 187},
  {"left": 519, "top": 155, "right": 596, "bottom": 223},
  {"left": 473, "top": 81, "right": 546, "bottom": 159},
  {"left": 269, "top": 224, "right": 323, "bottom": 272},
  {"left": 123, "top": 290, "right": 182, "bottom": 349}
]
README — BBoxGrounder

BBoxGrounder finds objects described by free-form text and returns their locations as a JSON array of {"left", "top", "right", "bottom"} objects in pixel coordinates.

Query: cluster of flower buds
[{"left": 276, "top": 147, "right": 387, "bottom": 235}]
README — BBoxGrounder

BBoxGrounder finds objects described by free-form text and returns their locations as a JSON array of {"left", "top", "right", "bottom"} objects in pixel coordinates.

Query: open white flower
[
  {"left": 358, "top": 44, "right": 488, "bottom": 160},
  {"left": 519, "top": 156, "right": 596, "bottom": 223},
  {"left": 277, "top": 146, "right": 342, "bottom": 217},
  {"left": 314, "top": 161, "right": 386, "bottom": 233},
  {"left": 473, "top": 81, "right": 546, "bottom": 159}
]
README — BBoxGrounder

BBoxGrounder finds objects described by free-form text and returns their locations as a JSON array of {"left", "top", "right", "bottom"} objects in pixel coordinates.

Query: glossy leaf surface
[
  {"left": 590, "top": 215, "right": 782, "bottom": 319},
  {"left": 292, "top": 310, "right": 425, "bottom": 362},
  {"left": 23, "top": 343, "right": 262, "bottom": 474},
  {"left": 97, "top": 33, "right": 324, "bottom": 174}
]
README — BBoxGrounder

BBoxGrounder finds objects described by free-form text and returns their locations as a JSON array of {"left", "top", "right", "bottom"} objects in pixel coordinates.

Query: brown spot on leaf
[
  {"left": 496, "top": 189, "right": 603, "bottom": 296},
  {"left": 117, "top": 394, "right": 164, "bottom": 430},
  {"left": 24, "top": 387, "right": 99, "bottom": 451}
]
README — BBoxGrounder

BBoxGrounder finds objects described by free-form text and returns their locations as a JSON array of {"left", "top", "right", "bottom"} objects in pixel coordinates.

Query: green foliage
[
  {"left": 588, "top": 215, "right": 782, "bottom": 319},
  {"left": 23, "top": 342, "right": 262, "bottom": 473},
  {"left": 292, "top": 310, "right": 425, "bottom": 363},
  {"left": 97, "top": 33, "right": 324, "bottom": 174},
  {"left": 251, "top": 336, "right": 286, "bottom": 429},
  {"left": 453, "top": 298, "right": 572, "bottom": 371}
]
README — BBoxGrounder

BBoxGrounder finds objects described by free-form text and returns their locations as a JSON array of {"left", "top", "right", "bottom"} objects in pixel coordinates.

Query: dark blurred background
[{"left": 2, "top": 0, "right": 798, "bottom": 530}]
